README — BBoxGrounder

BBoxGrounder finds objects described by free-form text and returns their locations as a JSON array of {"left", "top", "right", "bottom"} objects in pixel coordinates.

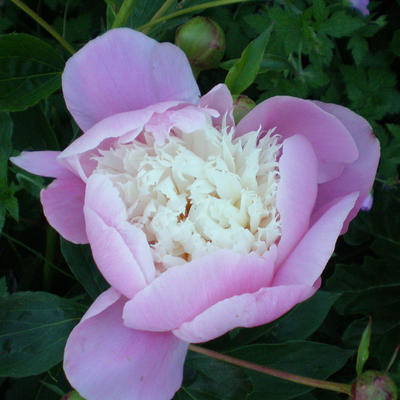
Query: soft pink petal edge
[
  {"left": 123, "top": 248, "right": 277, "bottom": 332},
  {"left": 62, "top": 28, "right": 200, "bottom": 131},
  {"left": 64, "top": 289, "right": 188, "bottom": 400},
  {"left": 84, "top": 173, "right": 156, "bottom": 298},
  {"left": 312, "top": 101, "right": 380, "bottom": 233},
  {"left": 10, "top": 151, "right": 74, "bottom": 178},
  {"left": 40, "top": 176, "right": 88, "bottom": 244},
  {"left": 276, "top": 134, "right": 318, "bottom": 266},
  {"left": 173, "top": 284, "right": 316, "bottom": 343}
]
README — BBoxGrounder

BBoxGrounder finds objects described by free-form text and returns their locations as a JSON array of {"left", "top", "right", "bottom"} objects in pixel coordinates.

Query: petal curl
[
  {"left": 273, "top": 192, "right": 358, "bottom": 287},
  {"left": 40, "top": 176, "right": 87, "bottom": 244},
  {"left": 123, "top": 248, "right": 277, "bottom": 332},
  {"left": 10, "top": 151, "right": 74, "bottom": 178},
  {"left": 62, "top": 28, "right": 200, "bottom": 131},
  {"left": 64, "top": 291, "right": 188, "bottom": 400},
  {"left": 173, "top": 284, "right": 315, "bottom": 343},
  {"left": 276, "top": 134, "right": 318, "bottom": 265},
  {"left": 84, "top": 174, "right": 156, "bottom": 298},
  {"left": 312, "top": 101, "right": 380, "bottom": 232},
  {"left": 235, "top": 96, "right": 359, "bottom": 180}
]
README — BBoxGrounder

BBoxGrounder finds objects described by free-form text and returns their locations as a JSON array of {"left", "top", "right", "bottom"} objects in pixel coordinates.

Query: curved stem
[
  {"left": 138, "top": 0, "right": 249, "bottom": 32},
  {"left": 11, "top": 0, "right": 75, "bottom": 55},
  {"left": 189, "top": 344, "right": 352, "bottom": 396},
  {"left": 142, "top": 0, "right": 176, "bottom": 34},
  {"left": 111, "top": 0, "right": 138, "bottom": 28}
]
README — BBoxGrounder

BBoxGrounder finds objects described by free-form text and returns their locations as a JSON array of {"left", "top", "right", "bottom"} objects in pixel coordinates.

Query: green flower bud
[
  {"left": 351, "top": 371, "right": 398, "bottom": 400},
  {"left": 233, "top": 95, "right": 256, "bottom": 123},
  {"left": 61, "top": 391, "right": 85, "bottom": 400},
  {"left": 175, "top": 17, "right": 225, "bottom": 76}
]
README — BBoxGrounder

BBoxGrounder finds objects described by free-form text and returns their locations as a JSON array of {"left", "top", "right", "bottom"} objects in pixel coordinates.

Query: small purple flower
[
  {"left": 349, "top": 0, "right": 370, "bottom": 16},
  {"left": 360, "top": 193, "right": 373, "bottom": 211}
]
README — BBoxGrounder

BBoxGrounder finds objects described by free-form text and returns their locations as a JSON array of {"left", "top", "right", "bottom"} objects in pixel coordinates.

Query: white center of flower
[{"left": 96, "top": 116, "right": 281, "bottom": 270}]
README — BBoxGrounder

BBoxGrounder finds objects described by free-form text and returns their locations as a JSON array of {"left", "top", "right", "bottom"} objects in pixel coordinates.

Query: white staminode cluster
[{"left": 96, "top": 117, "right": 282, "bottom": 270}]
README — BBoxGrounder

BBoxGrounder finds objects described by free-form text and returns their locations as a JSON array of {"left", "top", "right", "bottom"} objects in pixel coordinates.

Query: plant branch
[
  {"left": 11, "top": 0, "right": 75, "bottom": 55},
  {"left": 111, "top": 0, "right": 138, "bottom": 28},
  {"left": 142, "top": 0, "right": 176, "bottom": 34},
  {"left": 189, "top": 344, "right": 352, "bottom": 396},
  {"left": 137, "top": 0, "right": 249, "bottom": 32}
]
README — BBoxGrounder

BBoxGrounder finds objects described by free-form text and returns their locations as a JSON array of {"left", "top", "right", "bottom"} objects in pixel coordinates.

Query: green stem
[
  {"left": 11, "top": 0, "right": 75, "bottom": 55},
  {"left": 189, "top": 345, "right": 352, "bottom": 396},
  {"left": 138, "top": 0, "right": 249, "bottom": 32},
  {"left": 2, "top": 232, "right": 73, "bottom": 279},
  {"left": 43, "top": 226, "right": 57, "bottom": 290},
  {"left": 142, "top": 0, "right": 176, "bottom": 34},
  {"left": 111, "top": 0, "right": 139, "bottom": 28}
]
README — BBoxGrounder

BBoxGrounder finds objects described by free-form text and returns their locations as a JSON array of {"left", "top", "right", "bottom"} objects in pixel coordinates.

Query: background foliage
[{"left": 0, "top": 0, "right": 399, "bottom": 399}]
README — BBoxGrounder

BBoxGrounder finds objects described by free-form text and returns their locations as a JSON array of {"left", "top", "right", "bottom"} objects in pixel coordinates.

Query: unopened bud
[
  {"left": 175, "top": 17, "right": 225, "bottom": 76},
  {"left": 61, "top": 391, "right": 85, "bottom": 400},
  {"left": 233, "top": 95, "right": 256, "bottom": 123},
  {"left": 351, "top": 371, "right": 398, "bottom": 400}
]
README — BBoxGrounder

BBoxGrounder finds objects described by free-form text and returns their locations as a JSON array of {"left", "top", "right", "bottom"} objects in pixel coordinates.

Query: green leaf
[
  {"left": 0, "top": 292, "right": 84, "bottom": 377},
  {"left": 312, "top": 0, "right": 329, "bottom": 23},
  {"left": 320, "top": 12, "right": 364, "bottom": 38},
  {"left": 229, "top": 341, "right": 353, "bottom": 400},
  {"left": 356, "top": 317, "right": 372, "bottom": 376},
  {"left": 175, "top": 352, "right": 252, "bottom": 400},
  {"left": 60, "top": 238, "right": 109, "bottom": 300},
  {"left": 0, "top": 34, "right": 64, "bottom": 112},
  {"left": 269, "top": 291, "right": 341, "bottom": 341},
  {"left": 225, "top": 25, "right": 273, "bottom": 95},
  {"left": 3, "top": 194, "right": 18, "bottom": 221},
  {"left": 0, "top": 276, "right": 8, "bottom": 297}
]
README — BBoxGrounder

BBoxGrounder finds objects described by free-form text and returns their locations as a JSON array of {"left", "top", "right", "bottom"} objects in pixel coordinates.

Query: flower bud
[
  {"left": 175, "top": 17, "right": 225, "bottom": 76},
  {"left": 351, "top": 371, "right": 398, "bottom": 400},
  {"left": 233, "top": 95, "right": 256, "bottom": 123},
  {"left": 61, "top": 391, "right": 85, "bottom": 400}
]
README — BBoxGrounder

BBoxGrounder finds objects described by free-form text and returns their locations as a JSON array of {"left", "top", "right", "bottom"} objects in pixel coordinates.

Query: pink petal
[
  {"left": 199, "top": 84, "right": 234, "bottom": 128},
  {"left": 40, "top": 176, "right": 87, "bottom": 244},
  {"left": 312, "top": 102, "right": 380, "bottom": 232},
  {"left": 173, "top": 284, "right": 316, "bottom": 343},
  {"left": 123, "top": 248, "right": 276, "bottom": 332},
  {"left": 276, "top": 135, "right": 318, "bottom": 265},
  {"left": 84, "top": 174, "right": 155, "bottom": 298},
  {"left": 64, "top": 292, "right": 188, "bottom": 400},
  {"left": 273, "top": 192, "right": 358, "bottom": 287},
  {"left": 62, "top": 28, "right": 200, "bottom": 131},
  {"left": 235, "top": 97, "right": 359, "bottom": 173},
  {"left": 10, "top": 151, "right": 74, "bottom": 178},
  {"left": 58, "top": 102, "right": 180, "bottom": 180}
]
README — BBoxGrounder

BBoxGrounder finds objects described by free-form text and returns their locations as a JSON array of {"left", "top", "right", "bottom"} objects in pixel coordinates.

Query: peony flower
[
  {"left": 349, "top": 0, "right": 370, "bottom": 16},
  {"left": 11, "top": 28, "right": 380, "bottom": 400}
]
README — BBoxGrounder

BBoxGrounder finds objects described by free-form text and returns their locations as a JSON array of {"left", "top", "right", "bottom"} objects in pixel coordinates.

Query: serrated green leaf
[
  {"left": 228, "top": 341, "right": 353, "bottom": 400},
  {"left": 348, "top": 35, "right": 369, "bottom": 65},
  {"left": 312, "top": 0, "right": 329, "bottom": 23},
  {"left": 320, "top": 12, "right": 364, "bottom": 38},
  {"left": 225, "top": 25, "right": 273, "bottom": 95},
  {"left": 0, "top": 34, "right": 64, "bottom": 112},
  {"left": 60, "top": 238, "right": 109, "bottom": 300},
  {"left": 356, "top": 317, "right": 372, "bottom": 376},
  {"left": 0, "top": 292, "right": 84, "bottom": 377}
]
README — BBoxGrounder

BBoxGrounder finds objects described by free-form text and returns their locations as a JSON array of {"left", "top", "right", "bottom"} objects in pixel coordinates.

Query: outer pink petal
[
  {"left": 10, "top": 151, "right": 74, "bottom": 178},
  {"left": 40, "top": 176, "right": 87, "bottom": 244},
  {"left": 273, "top": 192, "right": 358, "bottom": 287},
  {"left": 173, "top": 284, "right": 316, "bottom": 343},
  {"left": 313, "top": 102, "right": 380, "bottom": 232},
  {"left": 199, "top": 84, "right": 234, "bottom": 128},
  {"left": 84, "top": 174, "right": 156, "bottom": 298},
  {"left": 276, "top": 135, "right": 318, "bottom": 265},
  {"left": 62, "top": 28, "right": 200, "bottom": 131},
  {"left": 58, "top": 102, "right": 180, "bottom": 180},
  {"left": 123, "top": 248, "right": 277, "bottom": 332},
  {"left": 235, "top": 97, "right": 359, "bottom": 180},
  {"left": 64, "top": 292, "right": 188, "bottom": 400}
]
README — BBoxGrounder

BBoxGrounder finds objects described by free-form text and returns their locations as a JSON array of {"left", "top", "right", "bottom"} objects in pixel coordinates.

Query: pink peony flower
[
  {"left": 11, "top": 28, "right": 380, "bottom": 400},
  {"left": 349, "top": 0, "right": 370, "bottom": 16}
]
